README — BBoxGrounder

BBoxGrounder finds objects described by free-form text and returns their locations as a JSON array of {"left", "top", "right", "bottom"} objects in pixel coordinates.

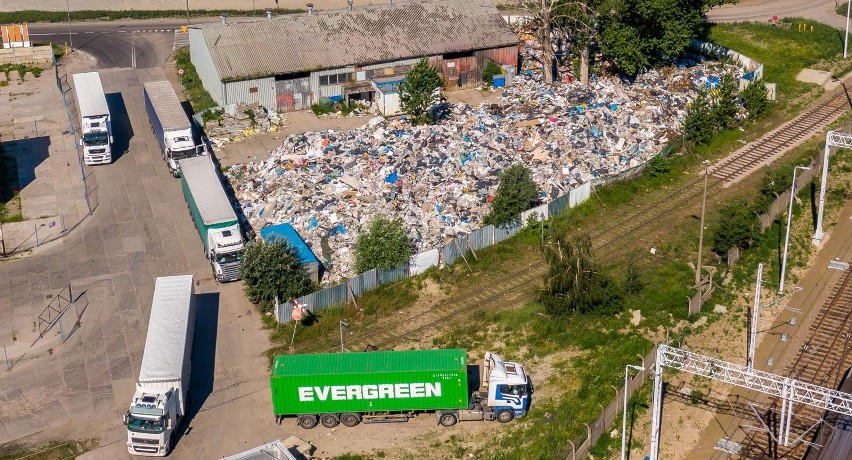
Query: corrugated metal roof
[
  {"left": 179, "top": 156, "right": 238, "bottom": 225},
  {"left": 193, "top": 0, "right": 518, "bottom": 81},
  {"left": 260, "top": 223, "right": 321, "bottom": 265},
  {"left": 272, "top": 349, "right": 466, "bottom": 377},
  {"left": 143, "top": 80, "right": 192, "bottom": 132}
]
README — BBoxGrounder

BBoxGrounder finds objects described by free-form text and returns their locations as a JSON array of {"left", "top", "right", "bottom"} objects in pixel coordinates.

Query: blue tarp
[{"left": 260, "top": 223, "right": 322, "bottom": 266}]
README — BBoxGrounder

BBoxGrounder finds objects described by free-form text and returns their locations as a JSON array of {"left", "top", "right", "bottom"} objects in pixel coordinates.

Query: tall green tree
[
  {"left": 683, "top": 88, "right": 713, "bottom": 146},
  {"left": 709, "top": 197, "right": 760, "bottom": 257},
  {"left": 484, "top": 164, "right": 540, "bottom": 227},
  {"left": 712, "top": 72, "right": 739, "bottom": 130},
  {"left": 742, "top": 79, "right": 770, "bottom": 119},
  {"left": 354, "top": 217, "right": 411, "bottom": 273},
  {"left": 541, "top": 230, "right": 623, "bottom": 316},
  {"left": 240, "top": 238, "right": 314, "bottom": 313},
  {"left": 399, "top": 57, "right": 445, "bottom": 125},
  {"left": 597, "top": 0, "right": 730, "bottom": 76}
]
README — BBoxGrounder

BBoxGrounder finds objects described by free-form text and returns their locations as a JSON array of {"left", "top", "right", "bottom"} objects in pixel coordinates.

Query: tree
[
  {"left": 240, "top": 238, "right": 314, "bottom": 313},
  {"left": 683, "top": 88, "right": 714, "bottom": 146},
  {"left": 709, "top": 197, "right": 760, "bottom": 257},
  {"left": 541, "top": 230, "right": 623, "bottom": 316},
  {"left": 484, "top": 164, "right": 540, "bottom": 227},
  {"left": 712, "top": 72, "right": 739, "bottom": 130},
  {"left": 597, "top": 0, "right": 729, "bottom": 76},
  {"left": 742, "top": 79, "right": 770, "bottom": 120},
  {"left": 399, "top": 57, "right": 445, "bottom": 125},
  {"left": 512, "top": 0, "right": 597, "bottom": 85},
  {"left": 354, "top": 217, "right": 411, "bottom": 273}
]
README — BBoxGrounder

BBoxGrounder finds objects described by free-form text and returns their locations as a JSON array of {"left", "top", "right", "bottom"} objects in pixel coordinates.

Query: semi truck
[
  {"left": 179, "top": 155, "right": 245, "bottom": 282},
  {"left": 124, "top": 275, "right": 196, "bottom": 456},
  {"left": 72, "top": 72, "right": 113, "bottom": 165},
  {"left": 142, "top": 80, "right": 206, "bottom": 177},
  {"left": 270, "top": 349, "right": 532, "bottom": 429}
]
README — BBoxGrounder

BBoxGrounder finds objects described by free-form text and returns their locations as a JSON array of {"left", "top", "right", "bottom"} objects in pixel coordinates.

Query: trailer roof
[
  {"left": 71, "top": 72, "right": 109, "bottom": 117},
  {"left": 179, "top": 155, "right": 237, "bottom": 225},
  {"left": 272, "top": 349, "right": 466, "bottom": 377},
  {"left": 139, "top": 275, "right": 195, "bottom": 381},
  {"left": 143, "top": 80, "right": 192, "bottom": 132}
]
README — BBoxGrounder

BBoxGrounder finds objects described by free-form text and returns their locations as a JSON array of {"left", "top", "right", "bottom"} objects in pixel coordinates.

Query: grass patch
[
  {"left": 0, "top": 9, "right": 304, "bottom": 23},
  {"left": 174, "top": 47, "right": 217, "bottom": 114},
  {"left": 0, "top": 439, "right": 97, "bottom": 460},
  {"left": 0, "top": 144, "right": 22, "bottom": 223},
  {"left": 701, "top": 18, "right": 843, "bottom": 105}
]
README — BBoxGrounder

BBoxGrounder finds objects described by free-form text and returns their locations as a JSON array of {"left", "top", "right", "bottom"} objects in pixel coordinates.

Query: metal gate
[{"left": 275, "top": 77, "right": 312, "bottom": 112}]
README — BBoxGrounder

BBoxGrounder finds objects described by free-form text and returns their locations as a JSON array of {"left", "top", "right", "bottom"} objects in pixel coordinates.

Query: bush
[
  {"left": 484, "top": 164, "right": 540, "bottom": 227},
  {"left": 541, "top": 230, "right": 623, "bottom": 316},
  {"left": 709, "top": 197, "right": 760, "bottom": 257},
  {"left": 354, "top": 217, "right": 412, "bottom": 273},
  {"left": 742, "top": 79, "right": 770, "bottom": 119},
  {"left": 240, "top": 239, "right": 314, "bottom": 313},
  {"left": 482, "top": 61, "right": 503, "bottom": 86},
  {"left": 683, "top": 89, "right": 714, "bottom": 146},
  {"left": 399, "top": 57, "right": 445, "bottom": 125},
  {"left": 711, "top": 72, "right": 739, "bottom": 130},
  {"left": 645, "top": 155, "right": 671, "bottom": 178},
  {"left": 174, "top": 47, "right": 217, "bottom": 113}
]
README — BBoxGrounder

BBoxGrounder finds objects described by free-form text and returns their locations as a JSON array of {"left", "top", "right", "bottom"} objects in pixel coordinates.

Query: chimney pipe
[
  {"left": 307, "top": 3, "right": 313, "bottom": 15},
  {"left": 220, "top": 14, "right": 227, "bottom": 25},
  {"left": 347, "top": 0, "right": 353, "bottom": 10},
  {"left": 266, "top": 8, "right": 273, "bottom": 19}
]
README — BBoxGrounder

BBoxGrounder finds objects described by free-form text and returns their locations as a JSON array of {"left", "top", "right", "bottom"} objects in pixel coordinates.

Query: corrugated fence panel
[
  {"left": 520, "top": 203, "right": 549, "bottom": 226},
  {"left": 313, "top": 283, "right": 348, "bottom": 310},
  {"left": 377, "top": 264, "right": 409, "bottom": 285},
  {"left": 410, "top": 249, "right": 439, "bottom": 275},
  {"left": 494, "top": 222, "right": 522, "bottom": 243},
  {"left": 570, "top": 182, "right": 591, "bottom": 208},
  {"left": 548, "top": 193, "right": 571, "bottom": 217},
  {"left": 441, "top": 240, "right": 460, "bottom": 266},
  {"left": 468, "top": 225, "right": 495, "bottom": 251},
  {"left": 348, "top": 269, "right": 377, "bottom": 297}
]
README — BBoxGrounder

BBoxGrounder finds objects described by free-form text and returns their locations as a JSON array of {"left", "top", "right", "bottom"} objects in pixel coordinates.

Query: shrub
[
  {"left": 709, "top": 197, "right": 760, "bottom": 257},
  {"left": 240, "top": 239, "right": 314, "bottom": 313},
  {"left": 354, "top": 217, "right": 412, "bottom": 273},
  {"left": 482, "top": 61, "right": 503, "bottom": 86},
  {"left": 683, "top": 89, "right": 714, "bottom": 146},
  {"left": 484, "top": 164, "right": 540, "bottom": 227},
  {"left": 742, "top": 79, "right": 770, "bottom": 119}
]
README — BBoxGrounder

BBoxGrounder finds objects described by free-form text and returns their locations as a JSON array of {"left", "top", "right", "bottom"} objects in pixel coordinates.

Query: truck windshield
[
  {"left": 172, "top": 148, "right": 196, "bottom": 160},
  {"left": 127, "top": 415, "right": 165, "bottom": 433},
  {"left": 216, "top": 251, "right": 244, "bottom": 264},
  {"left": 83, "top": 132, "right": 109, "bottom": 146}
]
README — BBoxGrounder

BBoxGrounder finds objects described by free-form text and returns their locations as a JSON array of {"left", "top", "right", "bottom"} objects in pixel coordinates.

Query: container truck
[
  {"left": 142, "top": 80, "right": 207, "bottom": 177},
  {"left": 270, "top": 349, "right": 533, "bottom": 429},
  {"left": 124, "top": 275, "right": 196, "bottom": 456},
  {"left": 72, "top": 72, "right": 113, "bottom": 165},
  {"left": 179, "top": 155, "right": 245, "bottom": 282}
]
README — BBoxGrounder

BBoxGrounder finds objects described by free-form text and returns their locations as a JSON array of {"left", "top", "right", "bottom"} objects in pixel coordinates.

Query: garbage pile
[
  {"left": 205, "top": 103, "right": 285, "bottom": 149},
  {"left": 226, "top": 54, "right": 743, "bottom": 283}
]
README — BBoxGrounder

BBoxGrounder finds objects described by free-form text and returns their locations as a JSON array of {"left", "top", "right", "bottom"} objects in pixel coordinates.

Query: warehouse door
[{"left": 275, "top": 74, "right": 312, "bottom": 112}]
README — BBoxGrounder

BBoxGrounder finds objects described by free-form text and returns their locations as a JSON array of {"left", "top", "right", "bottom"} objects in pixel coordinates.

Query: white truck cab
[
  {"left": 208, "top": 226, "right": 245, "bottom": 282},
  {"left": 125, "top": 391, "right": 180, "bottom": 455}
]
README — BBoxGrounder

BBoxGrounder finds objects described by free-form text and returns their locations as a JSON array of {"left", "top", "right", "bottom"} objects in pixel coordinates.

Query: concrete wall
[
  {"left": 0, "top": 45, "right": 52, "bottom": 65},
  {"left": 188, "top": 29, "right": 225, "bottom": 106}
]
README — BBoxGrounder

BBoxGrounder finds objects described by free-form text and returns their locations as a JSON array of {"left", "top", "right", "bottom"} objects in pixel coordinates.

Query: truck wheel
[
  {"left": 341, "top": 413, "right": 361, "bottom": 427},
  {"left": 496, "top": 410, "right": 514, "bottom": 423},
  {"left": 320, "top": 413, "right": 340, "bottom": 428},
  {"left": 439, "top": 412, "right": 458, "bottom": 427},
  {"left": 297, "top": 415, "right": 318, "bottom": 429}
]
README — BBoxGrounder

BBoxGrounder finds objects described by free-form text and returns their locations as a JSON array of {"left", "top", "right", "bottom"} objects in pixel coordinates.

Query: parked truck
[
  {"left": 143, "top": 80, "right": 206, "bottom": 177},
  {"left": 179, "top": 155, "right": 245, "bottom": 282},
  {"left": 124, "top": 275, "right": 196, "bottom": 456},
  {"left": 270, "top": 349, "right": 532, "bottom": 429},
  {"left": 72, "top": 72, "right": 113, "bottom": 165}
]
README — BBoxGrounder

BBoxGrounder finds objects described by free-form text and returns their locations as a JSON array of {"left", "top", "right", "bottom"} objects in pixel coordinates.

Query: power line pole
[{"left": 695, "top": 167, "right": 708, "bottom": 287}]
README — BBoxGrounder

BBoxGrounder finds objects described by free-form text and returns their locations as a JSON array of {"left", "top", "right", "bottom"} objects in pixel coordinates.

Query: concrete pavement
[{"left": 0, "top": 55, "right": 276, "bottom": 457}]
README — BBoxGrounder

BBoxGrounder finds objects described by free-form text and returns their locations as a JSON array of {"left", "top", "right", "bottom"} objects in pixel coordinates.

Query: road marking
[
  {"left": 118, "top": 30, "right": 127, "bottom": 33},
  {"left": 29, "top": 33, "right": 78, "bottom": 36},
  {"left": 84, "top": 31, "right": 94, "bottom": 34}
]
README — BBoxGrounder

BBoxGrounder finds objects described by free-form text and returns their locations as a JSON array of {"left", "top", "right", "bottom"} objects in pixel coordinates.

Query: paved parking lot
[{"left": 0, "top": 56, "right": 282, "bottom": 457}]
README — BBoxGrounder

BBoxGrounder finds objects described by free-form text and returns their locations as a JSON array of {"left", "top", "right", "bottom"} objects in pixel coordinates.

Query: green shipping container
[{"left": 270, "top": 349, "right": 469, "bottom": 415}]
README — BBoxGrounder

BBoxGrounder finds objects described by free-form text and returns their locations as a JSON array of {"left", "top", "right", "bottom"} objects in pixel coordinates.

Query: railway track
[
  {"left": 738, "top": 266, "right": 852, "bottom": 459},
  {"left": 302, "top": 80, "right": 852, "bottom": 356}
]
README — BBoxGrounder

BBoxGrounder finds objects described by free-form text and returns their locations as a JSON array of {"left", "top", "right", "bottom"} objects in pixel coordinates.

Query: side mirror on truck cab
[{"left": 123, "top": 412, "right": 128, "bottom": 425}]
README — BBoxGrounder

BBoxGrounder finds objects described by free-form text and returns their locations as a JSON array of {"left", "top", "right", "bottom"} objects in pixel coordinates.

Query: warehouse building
[{"left": 187, "top": 0, "right": 519, "bottom": 113}]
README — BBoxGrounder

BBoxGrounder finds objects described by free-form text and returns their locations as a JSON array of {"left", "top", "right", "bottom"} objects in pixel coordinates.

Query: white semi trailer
[
  {"left": 124, "top": 275, "right": 196, "bottom": 456},
  {"left": 143, "top": 80, "right": 206, "bottom": 177},
  {"left": 72, "top": 72, "right": 113, "bottom": 165}
]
